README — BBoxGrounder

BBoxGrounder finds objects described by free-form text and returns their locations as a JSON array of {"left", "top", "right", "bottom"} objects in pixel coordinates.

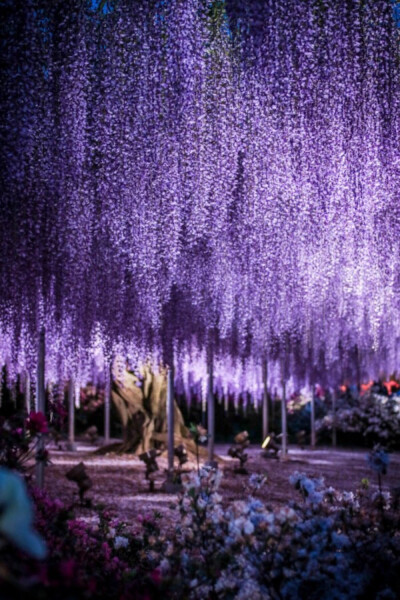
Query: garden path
[{"left": 42, "top": 442, "right": 400, "bottom": 531}]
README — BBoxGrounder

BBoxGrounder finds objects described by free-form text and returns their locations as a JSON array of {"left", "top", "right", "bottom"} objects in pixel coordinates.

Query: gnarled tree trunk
[{"left": 98, "top": 363, "right": 189, "bottom": 455}]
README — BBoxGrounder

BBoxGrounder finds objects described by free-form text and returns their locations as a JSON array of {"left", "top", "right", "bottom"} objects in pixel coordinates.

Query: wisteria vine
[{"left": 0, "top": 0, "right": 399, "bottom": 393}]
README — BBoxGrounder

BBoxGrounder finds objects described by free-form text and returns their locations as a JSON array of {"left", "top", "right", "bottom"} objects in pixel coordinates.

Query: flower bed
[
  {"left": 316, "top": 393, "right": 400, "bottom": 448},
  {"left": 1, "top": 453, "right": 399, "bottom": 600}
]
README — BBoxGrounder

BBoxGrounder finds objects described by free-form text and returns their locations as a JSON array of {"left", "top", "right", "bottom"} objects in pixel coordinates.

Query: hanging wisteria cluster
[{"left": 0, "top": 0, "right": 399, "bottom": 391}]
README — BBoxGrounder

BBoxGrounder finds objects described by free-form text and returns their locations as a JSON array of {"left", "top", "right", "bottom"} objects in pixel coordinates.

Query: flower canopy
[{"left": 0, "top": 0, "right": 399, "bottom": 391}]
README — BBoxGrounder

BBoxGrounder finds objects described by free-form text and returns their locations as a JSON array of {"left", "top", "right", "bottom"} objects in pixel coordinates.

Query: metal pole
[
  {"left": 201, "top": 392, "right": 207, "bottom": 427},
  {"left": 311, "top": 384, "right": 316, "bottom": 448},
  {"left": 36, "top": 328, "right": 45, "bottom": 489},
  {"left": 281, "top": 362, "right": 287, "bottom": 459},
  {"left": 167, "top": 363, "right": 174, "bottom": 474},
  {"left": 34, "top": 376, "right": 39, "bottom": 411},
  {"left": 67, "top": 378, "right": 76, "bottom": 451},
  {"left": 332, "top": 388, "right": 337, "bottom": 447},
  {"left": 25, "top": 371, "right": 31, "bottom": 414},
  {"left": 11, "top": 384, "right": 16, "bottom": 409},
  {"left": 207, "top": 356, "right": 214, "bottom": 465},
  {"left": 355, "top": 345, "right": 361, "bottom": 393},
  {"left": 104, "top": 367, "right": 111, "bottom": 445},
  {"left": 262, "top": 359, "right": 269, "bottom": 440}
]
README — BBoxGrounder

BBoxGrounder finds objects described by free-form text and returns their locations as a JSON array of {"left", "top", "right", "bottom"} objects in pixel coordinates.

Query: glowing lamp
[{"left": 261, "top": 436, "right": 271, "bottom": 449}]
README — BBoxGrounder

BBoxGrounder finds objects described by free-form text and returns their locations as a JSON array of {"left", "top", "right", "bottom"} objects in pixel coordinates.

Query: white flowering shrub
[
  {"left": 7, "top": 464, "right": 397, "bottom": 599},
  {"left": 316, "top": 394, "right": 400, "bottom": 448},
  {"left": 158, "top": 467, "right": 400, "bottom": 599}
]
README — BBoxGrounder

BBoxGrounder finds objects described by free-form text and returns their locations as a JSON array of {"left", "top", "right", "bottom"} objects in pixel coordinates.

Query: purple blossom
[{"left": 0, "top": 0, "right": 399, "bottom": 391}]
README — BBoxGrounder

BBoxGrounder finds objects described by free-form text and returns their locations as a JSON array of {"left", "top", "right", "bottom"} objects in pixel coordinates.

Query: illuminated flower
[
  {"left": 114, "top": 535, "right": 129, "bottom": 549},
  {"left": 26, "top": 411, "right": 48, "bottom": 435},
  {"left": 367, "top": 446, "right": 390, "bottom": 475}
]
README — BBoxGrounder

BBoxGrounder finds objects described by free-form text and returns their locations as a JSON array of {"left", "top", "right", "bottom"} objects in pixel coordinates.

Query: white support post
[
  {"left": 281, "top": 362, "right": 288, "bottom": 459},
  {"left": 201, "top": 391, "right": 206, "bottom": 427},
  {"left": 36, "top": 328, "right": 45, "bottom": 489},
  {"left": 104, "top": 367, "right": 111, "bottom": 445},
  {"left": 25, "top": 371, "right": 31, "bottom": 414},
  {"left": 167, "top": 363, "right": 174, "bottom": 474},
  {"left": 11, "top": 384, "right": 16, "bottom": 408},
  {"left": 207, "top": 356, "right": 215, "bottom": 465},
  {"left": 67, "top": 378, "right": 76, "bottom": 451},
  {"left": 262, "top": 359, "right": 269, "bottom": 441},
  {"left": 34, "top": 375, "right": 39, "bottom": 412},
  {"left": 311, "top": 384, "right": 316, "bottom": 448},
  {"left": 332, "top": 389, "right": 337, "bottom": 447}
]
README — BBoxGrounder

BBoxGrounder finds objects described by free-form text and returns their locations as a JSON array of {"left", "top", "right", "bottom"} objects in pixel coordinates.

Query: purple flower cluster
[{"left": 0, "top": 1, "right": 399, "bottom": 389}]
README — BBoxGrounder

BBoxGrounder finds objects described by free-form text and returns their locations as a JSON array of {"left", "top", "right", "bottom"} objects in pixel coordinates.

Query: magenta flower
[
  {"left": 26, "top": 412, "right": 48, "bottom": 435},
  {"left": 150, "top": 567, "right": 162, "bottom": 585},
  {"left": 59, "top": 558, "right": 76, "bottom": 580}
]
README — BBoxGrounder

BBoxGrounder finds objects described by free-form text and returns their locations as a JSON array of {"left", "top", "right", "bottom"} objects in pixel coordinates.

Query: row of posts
[
  {"left": 163, "top": 355, "right": 336, "bottom": 469},
  {"left": 31, "top": 330, "right": 337, "bottom": 487}
]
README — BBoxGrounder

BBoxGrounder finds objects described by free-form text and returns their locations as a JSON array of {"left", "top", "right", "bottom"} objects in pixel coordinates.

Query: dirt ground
[{"left": 37, "top": 439, "right": 400, "bottom": 531}]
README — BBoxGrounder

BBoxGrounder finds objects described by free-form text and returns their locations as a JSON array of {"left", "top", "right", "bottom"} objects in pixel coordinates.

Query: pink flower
[
  {"left": 102, "top": 541, "right": 112, "bottom": 561},
  {"left": 150, "top": 567, "right": 161, "bottom": 585},
  {"left": 26, "top": 411, "right": 48, "bottom": 434},
  {"left": 110, "top": 556, "right": 121, "bottom": 572},
  {"left": 60, "top": 558, "right": 75, "bottom": 580}
]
